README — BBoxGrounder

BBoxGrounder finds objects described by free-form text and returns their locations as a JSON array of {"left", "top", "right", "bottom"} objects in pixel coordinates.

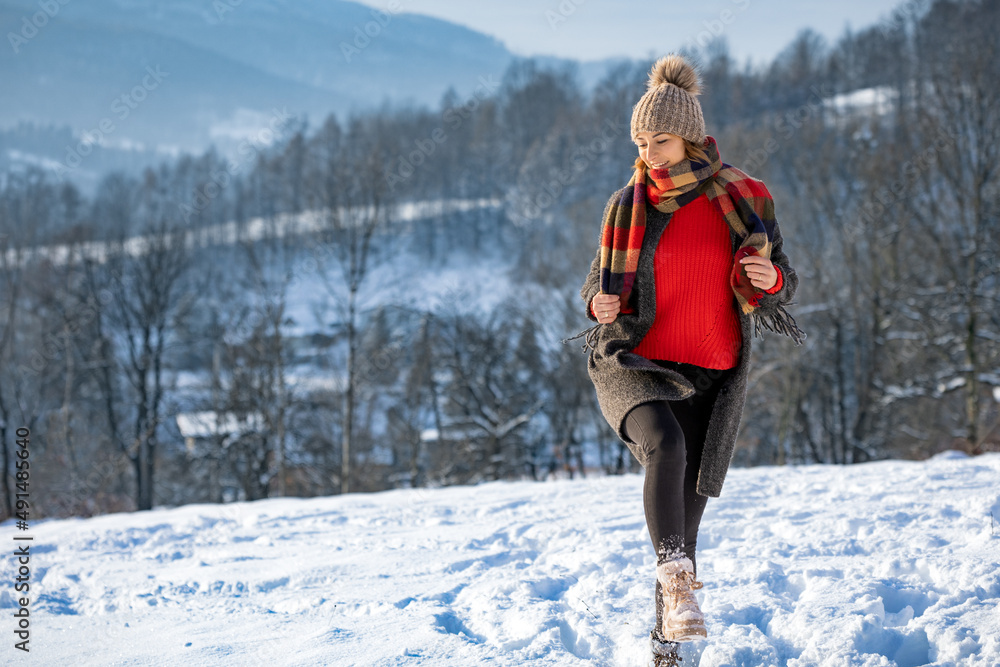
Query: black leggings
[
  {"left": 623, "top": 359, "right": 734, "bottom": 572},
  {"left": 624, "top": 360, "right": 734, "bottom": 636}
]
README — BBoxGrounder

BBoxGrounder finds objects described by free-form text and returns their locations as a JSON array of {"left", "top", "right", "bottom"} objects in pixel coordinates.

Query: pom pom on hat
[{"left": 646, "top": 54, "right": 702, "bottom": 96}]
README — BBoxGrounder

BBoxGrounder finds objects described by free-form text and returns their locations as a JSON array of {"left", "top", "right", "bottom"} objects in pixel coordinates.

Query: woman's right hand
[{"left": 591, "top": 293, "right": 621, "bottom": 323}]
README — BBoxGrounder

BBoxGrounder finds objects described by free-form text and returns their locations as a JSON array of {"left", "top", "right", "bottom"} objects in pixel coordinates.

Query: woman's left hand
[{"left": 740, "top": 256, "right": 778, "bottom": 290}]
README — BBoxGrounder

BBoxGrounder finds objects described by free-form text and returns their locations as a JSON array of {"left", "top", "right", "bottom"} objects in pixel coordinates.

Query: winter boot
[{"left": 656, "top": 556, "right": 707, "bottom": 642}]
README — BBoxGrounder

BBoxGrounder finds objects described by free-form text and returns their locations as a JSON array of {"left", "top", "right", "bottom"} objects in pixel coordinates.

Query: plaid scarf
[{"left": 565, "top": 135, "right": 805, "bottom": 351}]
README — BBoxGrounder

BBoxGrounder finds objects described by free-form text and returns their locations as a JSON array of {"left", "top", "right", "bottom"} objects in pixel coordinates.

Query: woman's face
[{"left": 634, "top": 131, "right": 686, "bottom": 171}]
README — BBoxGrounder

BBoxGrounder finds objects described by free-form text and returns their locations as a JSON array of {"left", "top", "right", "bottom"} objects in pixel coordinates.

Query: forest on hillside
[{"left": 0, "top": 0, "right": 997, "bottom": 519}]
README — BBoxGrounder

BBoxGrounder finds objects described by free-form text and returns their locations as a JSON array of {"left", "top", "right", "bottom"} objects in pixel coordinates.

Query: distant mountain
[
  {"left": 0, "top": 0, "right": 491, "bottom": 146},
  {"left": 0, "top": 0, "right": 626, "bottom": 180}
]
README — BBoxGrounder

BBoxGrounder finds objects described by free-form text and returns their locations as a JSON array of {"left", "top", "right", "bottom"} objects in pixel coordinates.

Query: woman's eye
[{"left": 657, "top": 140, "right": 667, "bottom": 144}]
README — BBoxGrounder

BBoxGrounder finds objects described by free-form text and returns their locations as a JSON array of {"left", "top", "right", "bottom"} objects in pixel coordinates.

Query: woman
[{"left": 563, "top": 53, "right": 805, "bottom": 664}]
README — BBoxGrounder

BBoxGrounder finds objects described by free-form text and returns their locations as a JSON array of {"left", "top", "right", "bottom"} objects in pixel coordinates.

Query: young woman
[{"left": 564, "top": 53, "right": 805, "bottom": 664}]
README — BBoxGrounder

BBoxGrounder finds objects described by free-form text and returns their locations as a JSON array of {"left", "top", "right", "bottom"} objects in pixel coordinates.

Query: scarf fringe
[
  {"left": 561, "top": 323, "right": 602, "bottom": 353},
  {"left": 751, "top": 303, "right": 807, "bottom": 345}
]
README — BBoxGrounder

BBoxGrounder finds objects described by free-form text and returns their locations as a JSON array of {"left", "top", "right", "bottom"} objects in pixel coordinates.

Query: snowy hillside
[{"left": 3, "top": 452, "right": 998, "bottom": 666}]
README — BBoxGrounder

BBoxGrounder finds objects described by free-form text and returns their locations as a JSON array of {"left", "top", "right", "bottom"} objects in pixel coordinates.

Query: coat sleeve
[
  {"left": 579, "top": 188, "right": 622, "bottom": 322},
  {"left": 580, "top": 243, "right": 602, "bottom": 322}
]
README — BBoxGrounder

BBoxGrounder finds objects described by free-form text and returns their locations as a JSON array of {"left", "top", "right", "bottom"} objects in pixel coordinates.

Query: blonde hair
[{"left": 632, "top": 138, "right": 709, "bottom": 172}]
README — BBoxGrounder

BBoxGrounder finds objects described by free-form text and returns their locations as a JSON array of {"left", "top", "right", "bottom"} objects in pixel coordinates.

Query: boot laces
[{"left": 665, "top": 571, "right": 703, "bottom": 612}]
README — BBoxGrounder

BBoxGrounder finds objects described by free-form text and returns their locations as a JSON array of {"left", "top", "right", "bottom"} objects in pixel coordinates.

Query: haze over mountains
[
  {"left": 1, "top": 0, "right": 630, "bottom": 193},
  {"left": 1, "top": 0, "right": 515, "bottom": 150}
]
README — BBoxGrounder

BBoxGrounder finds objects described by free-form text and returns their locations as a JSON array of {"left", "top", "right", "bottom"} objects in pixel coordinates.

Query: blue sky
[{"left": 354, "top": 0, "right": 913, "bottom": 67}]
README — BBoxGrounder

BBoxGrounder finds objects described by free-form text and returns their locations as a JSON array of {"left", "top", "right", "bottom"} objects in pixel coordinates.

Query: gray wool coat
[{"left": 578, "top": 184, "right": 800, "bottom": 498}]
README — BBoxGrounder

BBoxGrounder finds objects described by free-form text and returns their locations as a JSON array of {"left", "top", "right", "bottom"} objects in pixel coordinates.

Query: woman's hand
[
  {"left": 740, "top": 256, "right": 778, "bottom": 291},
  {"left": 592, "top": 293, "right": 621, "bottom": 323}
]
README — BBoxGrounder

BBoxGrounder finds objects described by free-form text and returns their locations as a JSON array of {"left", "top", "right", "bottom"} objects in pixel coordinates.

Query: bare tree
[
  {"left": 230, "top": 154, "right": 299, "bottom": 498},
  {"left": 104, "top": 170, "right": 195, "bottom": 510},
  {"left": 906, "top": 0, "right": 1000, "bottom": 453},
  {"left": 0, "top": 170, "right": 48, "bottom": 517},
  {"left": 438, "top": 305, "right": 544, "bottom": 483},
  {"left": 305, "top": 115, "right": 396, "bottom": 494}
]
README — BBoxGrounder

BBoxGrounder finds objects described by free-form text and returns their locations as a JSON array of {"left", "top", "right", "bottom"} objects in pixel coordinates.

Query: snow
[
  {"left": 175, "top": 411, "right": 265, "bottom": 439},
  {"left": 823, "top": 86, "right": 897, "bottom": 115},
  {"left": 2, "top": 198, "right": 501, "bottom": 270},
  {"left": 3, "top": 453, "right": 999, "bottom": 666},
  {"left": 278, "top": 241, "right": 515, "bottom": 339}
]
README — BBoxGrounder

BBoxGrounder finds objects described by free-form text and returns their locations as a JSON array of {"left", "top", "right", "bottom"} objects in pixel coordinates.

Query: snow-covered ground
[{"left": 3, "top": 452, "right": 998, "bottom": 666}]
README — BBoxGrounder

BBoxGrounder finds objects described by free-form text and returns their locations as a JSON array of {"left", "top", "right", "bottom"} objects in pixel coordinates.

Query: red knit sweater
[{"left": 591, "top": 193, "right": 783, "bottom": 370}]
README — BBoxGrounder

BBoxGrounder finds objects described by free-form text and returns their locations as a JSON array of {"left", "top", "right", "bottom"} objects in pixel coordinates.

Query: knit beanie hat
[{"left": 630, "top": 54, "right": 706, "bottom": 145}]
